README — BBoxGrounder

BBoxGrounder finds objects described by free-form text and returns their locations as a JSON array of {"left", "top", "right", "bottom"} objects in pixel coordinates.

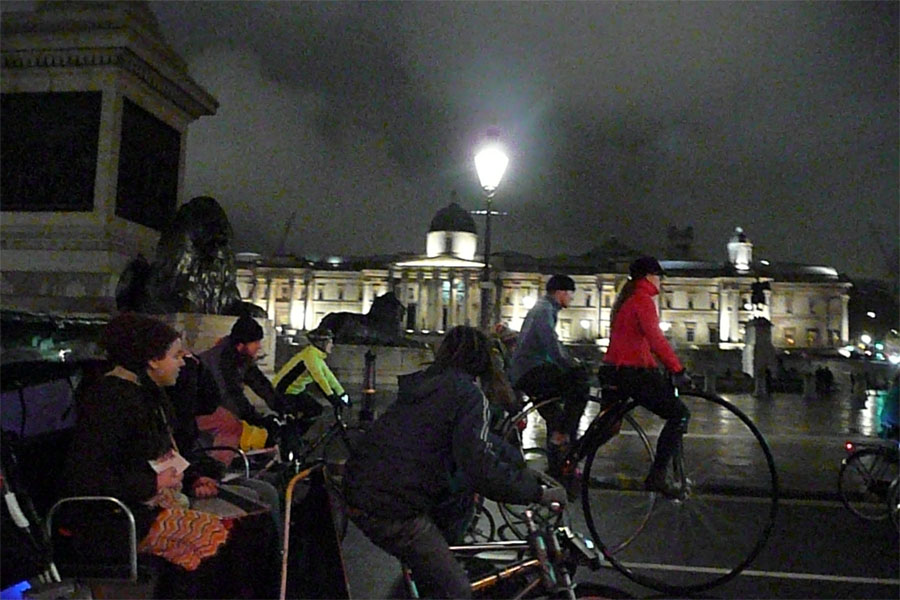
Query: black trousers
[
  {"left": 607, "top": 367, "right": 690, "bottom": 470},
  {"left": 515, "top": 363, "right": 589, "bottom": 442}
]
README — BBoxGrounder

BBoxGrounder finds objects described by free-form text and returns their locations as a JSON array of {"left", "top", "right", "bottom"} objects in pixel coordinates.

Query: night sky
[{"left": 18, "top": 2, "right": 900, "bottom": 280}]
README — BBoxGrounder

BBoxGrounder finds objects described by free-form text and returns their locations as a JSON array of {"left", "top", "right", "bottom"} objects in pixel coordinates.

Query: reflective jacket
[
  {"left": 604, "top": 278, "right": 683, "bottom": 373},
  {"left": 344, "top": 368, "right": 543, "bottom": 519},
  {"left": 272, "top": 344, "right": 345, "bottom": 397}
]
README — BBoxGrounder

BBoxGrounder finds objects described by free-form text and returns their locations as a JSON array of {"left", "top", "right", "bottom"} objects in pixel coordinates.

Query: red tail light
[
  {"left": 844, "top": 441, "right": 855, "bottom": 453},
  {"left": 517, "top": 419, "right": 527, "bottom": 432}
]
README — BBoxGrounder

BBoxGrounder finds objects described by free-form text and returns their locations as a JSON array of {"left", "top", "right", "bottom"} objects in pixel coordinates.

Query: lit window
[{"left": 784, "top": 327, "right": 796, "bottom": 346}]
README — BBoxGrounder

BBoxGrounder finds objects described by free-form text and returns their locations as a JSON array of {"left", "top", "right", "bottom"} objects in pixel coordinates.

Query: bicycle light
[
  {"left": 845, "top": 441, "right": 855, "bottom": 453},
  {"left": 517, "top": 419, "right": 527, "bottom": 432}
]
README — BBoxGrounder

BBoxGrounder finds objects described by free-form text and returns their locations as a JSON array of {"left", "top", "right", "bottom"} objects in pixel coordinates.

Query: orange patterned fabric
[{"left": 137, "top": 506, "right": 230, "bottom": 571}]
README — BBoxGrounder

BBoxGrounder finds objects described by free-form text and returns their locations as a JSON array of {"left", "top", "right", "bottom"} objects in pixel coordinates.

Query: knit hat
[
  {"left": 629, "top": 256, "right": 665, "bottom": 280},
  {"left": 546, "top": 274, "right": 575, "bottom": 293},
  {"left": 230, "top": 315, "right": 264, "bottom": 344}
]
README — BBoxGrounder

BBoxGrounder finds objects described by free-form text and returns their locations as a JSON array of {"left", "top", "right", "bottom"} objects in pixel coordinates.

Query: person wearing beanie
[
  {"left": 603, "top": 256, "right": 692, "bottom": 498},
  {"left": 198, "top": 314, "right": 285, "bottom": 446},
  {"left": 272, "top": 328, "right": 348, "bottom": 436},
  {"left": 508, "top": 274, "right": 590, "bottom": 488}
]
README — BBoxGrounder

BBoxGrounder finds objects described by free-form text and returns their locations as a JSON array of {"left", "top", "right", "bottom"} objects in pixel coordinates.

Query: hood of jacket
[{"left": 396, "top": 368, "right": 470, "bottom": 406}]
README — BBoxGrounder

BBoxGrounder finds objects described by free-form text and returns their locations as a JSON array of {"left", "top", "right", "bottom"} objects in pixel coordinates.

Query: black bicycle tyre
[
  {"left": 463, "top": 500, "right": 497, "bottom": 543},
  {"left": 838, "top": 447, "right": 895, "bottom": 521},
  {"left": 888, "top": 478, "right": 899, "bottom": 531},
  {"left": 579, "top": 411, "right": 655, "bottom": 555},
  {"left": 582, "top": 390, "right": 779, "bottom": 595}
]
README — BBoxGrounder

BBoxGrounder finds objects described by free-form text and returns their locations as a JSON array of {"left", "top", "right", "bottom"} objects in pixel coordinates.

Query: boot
[{"left": 644, "top": 466, "right": 681, "bottom": 499}]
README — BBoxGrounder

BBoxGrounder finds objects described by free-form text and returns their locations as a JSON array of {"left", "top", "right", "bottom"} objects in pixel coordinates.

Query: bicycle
[
  {"left": 838, "top": 438, "right": 899, "bottom": 523},
  {"left": 401, "top": 503, "right": 609, "bottom": 599},
  {"left": 226, "top": 401, "right": 367, "bottom": 540},
  {"left": 497, "top": 380, "right": 779, "bottom": 595}
]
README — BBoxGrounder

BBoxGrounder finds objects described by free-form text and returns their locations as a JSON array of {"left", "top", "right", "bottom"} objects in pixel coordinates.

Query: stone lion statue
[
  {"left": 116, "top": 196, "right": 264, "bottom": 317},
  {"left": 318, "top": 292, "right": 411, "bottom": 345}
]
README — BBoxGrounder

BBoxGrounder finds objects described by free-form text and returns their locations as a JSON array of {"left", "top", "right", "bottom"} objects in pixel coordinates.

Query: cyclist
[
  {"left": 343, "top": 326, "right": 566, "bottom": 599},
  {"left": 509, "top": 274, "right": 590, "bottom": 482},
  {"left": 199, "top": 314, "right": 285, "bottom": 448},
  {"left": 602, "top": 256, "right": 691, "bottom": 497},
  {"left": 272, "top": 327, "right": 350, "bottom": 437}
]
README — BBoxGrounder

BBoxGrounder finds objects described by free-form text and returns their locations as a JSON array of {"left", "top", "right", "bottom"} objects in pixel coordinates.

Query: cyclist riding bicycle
[
  {"left": 602, "top": 256, "right": 691, "bottom": 498},
  {"left": 343, "top": 326, "right": 566, "bottom": 599},
  {"left": 509, "top": 275, "right": 591, "bottom": 483},
  {"left": 273, "top": 327, "right": 350, "bottom": 438}
]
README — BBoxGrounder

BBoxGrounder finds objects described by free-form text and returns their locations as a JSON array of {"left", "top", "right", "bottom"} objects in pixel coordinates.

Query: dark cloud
[{"left": 143, "top": 1, "right": 898, "bottom": 279}]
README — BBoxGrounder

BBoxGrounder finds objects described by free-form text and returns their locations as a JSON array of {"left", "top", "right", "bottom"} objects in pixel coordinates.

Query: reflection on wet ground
[{"left": 515, "top": 390, "right": 888, "bottom": 498}]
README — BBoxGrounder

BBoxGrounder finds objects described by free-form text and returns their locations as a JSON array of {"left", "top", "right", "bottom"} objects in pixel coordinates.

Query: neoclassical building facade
[{"left": 236, "top": 205, "right": 851, "bottom": 351}]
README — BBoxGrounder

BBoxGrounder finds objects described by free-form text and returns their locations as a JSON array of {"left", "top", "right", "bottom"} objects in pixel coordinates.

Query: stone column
[
  {"left": 303, "top": 272, "right": 314, "bottom": 331},
  {"left": 448, "top": 270, "right": 458, "bottom": 328},
  {"left": 252, "top": 275, "right": 267, "bottom": 313},
  {"left": 265, "top": 277, "right": 276, "bottom": 322},
  {"left": 416, "top": 271, "right": 426, "bottom": 331},
  {"left": 840, "top": 294, "right": 850, "bottom": 343}
]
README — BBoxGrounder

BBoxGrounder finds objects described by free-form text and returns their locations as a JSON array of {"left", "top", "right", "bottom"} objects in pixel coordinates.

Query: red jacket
[{"left": 604, "top": 278, "right": 683, "bottom": 373}]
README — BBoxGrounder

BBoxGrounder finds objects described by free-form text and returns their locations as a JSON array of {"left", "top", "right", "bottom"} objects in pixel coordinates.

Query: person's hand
[
  {"left": 540, "top": 485, "right": 568, "bottom": 509},
  {"left": 157, "top": 467, "right": 183, "bottom": 491},
  {"left": 191, "top": 476, "right": 218, "bottom": 498},
  {"left": 673, "top": 370, "right": 692, "bottom": 388}
]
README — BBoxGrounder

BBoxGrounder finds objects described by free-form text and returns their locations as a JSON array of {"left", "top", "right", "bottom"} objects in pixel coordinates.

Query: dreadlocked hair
[{"left": 429, "top": 326, "right": 492, "bottom": 379}]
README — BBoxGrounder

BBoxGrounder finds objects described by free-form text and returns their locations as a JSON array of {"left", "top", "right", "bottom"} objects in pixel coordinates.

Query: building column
[
  {"left": 265, "top": 277, "right": 276, "bottom": 322},
  {"left": 448, "top": 270, "right": 458, "bottom": 328},
  {"left": 289, "top": 276, "right": 302, "bottom": 330},
  {"left": 303, "top": 272, "right": 315, "bottom": 331},
  {"left": 416, "top": 271, "right": 426, "bottom": 331},
  {"left": 841, "top": 294, "right": 850, "bottom": 344},
  {"left": 252, "top": 275, "right": 267, "bottom": 313}
]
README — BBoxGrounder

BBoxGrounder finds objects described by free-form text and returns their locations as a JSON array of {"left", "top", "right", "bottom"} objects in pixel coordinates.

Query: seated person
[
  {"left": 198, "top": 315, "right": 286, "bottom": 451},
  {"left": 272, "top": 327, "right": 349, "bottom": 436},
  {"left": 343, "top": 325, "right": 566, "bottom": 599},
  {"left": 63, "top": 313, "right": 276, "bottom": 598}
]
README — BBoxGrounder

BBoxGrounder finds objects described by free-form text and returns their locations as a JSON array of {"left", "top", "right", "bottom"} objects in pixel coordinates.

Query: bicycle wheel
[
  {"left": 580, "top": 411, "right": 655, "bottom": 556},
  {"left": 497, "top": 400, "right": 562, "bottom": 540},
  {"left": 583, "top": 390, "right": 779, "bottom": 595},
  {"left": 888, "top": 478, "right": 899, "bottom": 531},
  {"left": 463, "top": 500, "right": 497, "bottom": 543},
  {"left": 838, "top": 447, "right": 897, "bottom": 521}
]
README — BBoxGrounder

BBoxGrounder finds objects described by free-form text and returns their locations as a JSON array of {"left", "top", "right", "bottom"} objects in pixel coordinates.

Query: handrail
[{"left": 45, "top": 495, "right": 138, "bottom": 582}]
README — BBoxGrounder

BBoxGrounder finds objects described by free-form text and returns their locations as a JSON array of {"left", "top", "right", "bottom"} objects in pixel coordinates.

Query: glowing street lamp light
[{"left": 474, "top": 133, "right": 509, "bottom": 330}]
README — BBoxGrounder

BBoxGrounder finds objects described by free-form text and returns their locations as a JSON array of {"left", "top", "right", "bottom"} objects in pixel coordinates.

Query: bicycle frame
[{"left": 402, "top": 509, "right": 600, "bottom": 600}]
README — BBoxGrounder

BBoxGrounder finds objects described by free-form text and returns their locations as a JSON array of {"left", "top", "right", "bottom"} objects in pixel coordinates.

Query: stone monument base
[{"left": 326, "top": 344, "right": 434, "bottom": 390}]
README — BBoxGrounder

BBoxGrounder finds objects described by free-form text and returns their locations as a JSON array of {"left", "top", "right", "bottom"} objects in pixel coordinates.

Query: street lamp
[{"left": 474, "top": 137, "right": 509, "bottom": 330}]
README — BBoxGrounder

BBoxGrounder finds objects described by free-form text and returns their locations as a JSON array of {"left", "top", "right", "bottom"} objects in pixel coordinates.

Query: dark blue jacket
[{"left": 344, "top": 367, "right": 543, "bottom": 519}]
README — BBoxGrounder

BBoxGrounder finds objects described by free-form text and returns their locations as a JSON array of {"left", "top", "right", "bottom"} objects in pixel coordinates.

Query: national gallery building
[{"left": 235, "top": 203, "right": 851, "bottom": 351}]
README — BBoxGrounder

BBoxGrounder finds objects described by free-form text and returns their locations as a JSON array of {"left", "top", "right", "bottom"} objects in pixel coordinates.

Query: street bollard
[
  {"left": 360, "top": 349, "right": 376, "bottom": 422},
  {"left": 704, "top": 371, "right": 717, "bottom": 394}
]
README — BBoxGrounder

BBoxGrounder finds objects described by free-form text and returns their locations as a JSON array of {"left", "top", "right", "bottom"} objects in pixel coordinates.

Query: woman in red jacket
[{"left": 603, "top": 256, "right": 691, "bottom": 498}]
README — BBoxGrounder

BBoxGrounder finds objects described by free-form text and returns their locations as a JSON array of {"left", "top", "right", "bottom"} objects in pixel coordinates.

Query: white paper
[{"left": 148, "top": 451, "right": 190, "bottom": 475}]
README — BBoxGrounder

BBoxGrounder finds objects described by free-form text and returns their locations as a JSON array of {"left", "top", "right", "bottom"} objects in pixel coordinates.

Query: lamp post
[{"left": 474, "top": 138, "right": 509, "bottom": 331}]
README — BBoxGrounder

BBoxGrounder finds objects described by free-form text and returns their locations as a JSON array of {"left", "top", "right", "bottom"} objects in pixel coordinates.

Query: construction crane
[{"left": 276, "top": 210, "right": 298, "bottom": 256}]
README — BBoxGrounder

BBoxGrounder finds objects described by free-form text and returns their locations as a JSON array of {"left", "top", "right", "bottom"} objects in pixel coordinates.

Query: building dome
[
  {"left": 429, "top": 202, "right": 477, "bottom": 234},
  {"left": 426, "top": 202, "right": 478, "bottom": 260}
]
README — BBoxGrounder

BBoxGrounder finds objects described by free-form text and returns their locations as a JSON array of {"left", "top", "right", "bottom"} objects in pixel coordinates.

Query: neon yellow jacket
[{"left": 273, "top": 344, "right": 345, "bottom": 397}]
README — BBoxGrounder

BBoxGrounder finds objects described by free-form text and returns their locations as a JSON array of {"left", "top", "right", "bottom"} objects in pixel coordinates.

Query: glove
[
  {"left": 673, "top": 370, "right": 692, "bottom": 388},
  {"left": 540, "top": 485, "right": 568, "bottom": 509},
  {"left": 329, "top": 393, "right": 351, "bottom": 407}
]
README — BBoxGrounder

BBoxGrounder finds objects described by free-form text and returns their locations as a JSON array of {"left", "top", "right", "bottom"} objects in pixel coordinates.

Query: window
[
  {"left": 806, "top": 328, "right": 820, "bottom": 347},
  {"left": 603, "top": 294, "right": 611, "bottom": 308},
  {"left": 808, "top": 298, "right": 816, "bottom": 315},
  {"left": 358, "top": 287, "right": 364, "bottom": 301},
  {"left": 784, "top": 327, "right": 796, "bottom": 346},
  {"left": 710, "top": 293, "right": 718, "bottom": 310},
  {"left": 688, "top": 295, "right": 694, "bottom": 310},
  {"left": 685, "top": 322, "right": 696, "bottom": 343},
  {"left": 317, "top": 286, "right": 324, "bottom": 301},
  {"left": 665, "top": 293, "right": 673, "bottom": 309},
  {"left": 784, "top": 294, "right": 793, "bottom": 314},
  {"left": 337, "top": 286, "right": 344, "bottom": 301},
  {"left": 708, "top": 324, "right": 718, "bottom": 344},
  {"left": 408, "top": 286, "right": 416, "bottom": 301},
  {"left": 586, "top": 293, "right": 592, "bottom": 307},
  {"left": 559, "top": 319, "right": 572, "bottom": 339}
]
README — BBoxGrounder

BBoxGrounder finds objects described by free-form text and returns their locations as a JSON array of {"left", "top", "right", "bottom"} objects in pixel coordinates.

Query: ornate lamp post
[{"left": 474, "top": 136, "right": 509, "bottom": 330}]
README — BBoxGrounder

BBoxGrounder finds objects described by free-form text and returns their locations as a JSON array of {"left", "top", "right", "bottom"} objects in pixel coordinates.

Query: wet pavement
[{"left": 341, "top": 384, "right": 892, "bottom": 501}]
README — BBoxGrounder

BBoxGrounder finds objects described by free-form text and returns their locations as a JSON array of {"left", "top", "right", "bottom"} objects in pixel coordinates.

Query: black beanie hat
[
  {"left": 231, "top": 315, "right": 264, "bottom": 344},
  {"left": 629, "top": 256, "right": 665, "bottom": 279},
  {"left": 546, "top": 274, "right": 576, "bottom": 293}
]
